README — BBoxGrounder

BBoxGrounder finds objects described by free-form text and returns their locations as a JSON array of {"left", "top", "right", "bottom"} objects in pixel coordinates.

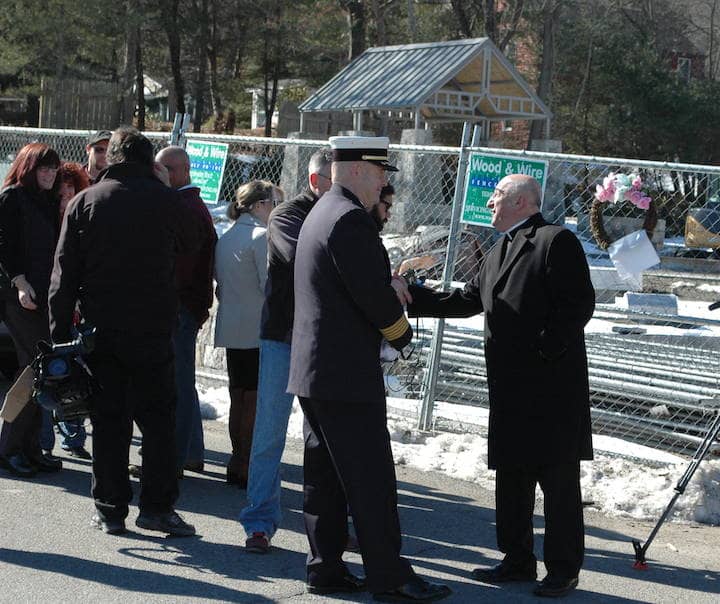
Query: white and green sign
[
  {"left": 186, "top": 140, "right": 229, "bottom": 204},
  {"left": 461, "top": 153, "right": 548, "bottom": 227}
]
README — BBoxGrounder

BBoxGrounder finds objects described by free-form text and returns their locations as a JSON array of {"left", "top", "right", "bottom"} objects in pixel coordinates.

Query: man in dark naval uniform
[
  {"left": 288, "top": 136, "right": 451, "bottom": 602},
  {"left": 48, "top": 127, "right": 200, "bottom": 537},
  {"left": 407, "top": 174, "right": 595, "bottom": 598}
]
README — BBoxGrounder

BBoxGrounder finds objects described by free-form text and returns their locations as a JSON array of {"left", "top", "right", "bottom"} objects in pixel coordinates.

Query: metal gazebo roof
[{"left": 298, "top": 38, "right": 551, "bottom": 127}]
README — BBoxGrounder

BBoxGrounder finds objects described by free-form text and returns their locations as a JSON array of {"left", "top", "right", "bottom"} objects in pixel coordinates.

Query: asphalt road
[{"left": 1, "top": 418, "right": 719, "bottom": 603}]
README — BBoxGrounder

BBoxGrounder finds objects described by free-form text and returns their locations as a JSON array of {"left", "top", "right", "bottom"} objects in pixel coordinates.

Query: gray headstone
[{"left": 623, "top": 292, "right": 679, "bottom": 315}]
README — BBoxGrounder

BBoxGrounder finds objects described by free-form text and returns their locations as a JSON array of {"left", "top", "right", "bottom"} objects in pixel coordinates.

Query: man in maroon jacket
[{"left": 156, "top": 146, "right": 217, "bottom": 476}]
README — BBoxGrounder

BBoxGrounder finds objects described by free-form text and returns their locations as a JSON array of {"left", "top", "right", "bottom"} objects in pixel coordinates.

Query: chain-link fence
[{"left": 1, "top": 126, "right": 719, "bottom": 457}]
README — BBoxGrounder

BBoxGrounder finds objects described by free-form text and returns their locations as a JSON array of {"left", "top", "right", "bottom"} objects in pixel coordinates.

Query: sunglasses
[{"left": 380, "top": 199, "right": 393, "bottom": 210}]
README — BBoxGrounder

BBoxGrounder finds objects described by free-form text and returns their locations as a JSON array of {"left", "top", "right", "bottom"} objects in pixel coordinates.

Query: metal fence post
[
  {"left": 169, "top": 112, "right": 191, "bottom": 147},
  {"left": 417, "top": 121, "right": 477, "bottom": 432}
]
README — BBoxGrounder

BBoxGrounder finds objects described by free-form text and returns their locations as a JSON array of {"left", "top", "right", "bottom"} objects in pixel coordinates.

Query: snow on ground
[{"left": 198, "top": 386, "right": 720, "bottom": 526}]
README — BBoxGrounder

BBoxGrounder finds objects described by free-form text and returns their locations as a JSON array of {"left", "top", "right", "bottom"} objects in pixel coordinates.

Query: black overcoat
[
  {"left": 288, "top": 184, "right": 411, "bottom": 403},
  {"left": 48, "top": 162, "right": 200, "bottom": 343},
  {"left": 409, "top": 213, "right": 595, "bottom": 469}
]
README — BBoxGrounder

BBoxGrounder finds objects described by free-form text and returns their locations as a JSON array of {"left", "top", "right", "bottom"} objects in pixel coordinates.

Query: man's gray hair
[
  {"left": 308, "top": 147, "right": 332, "bottom": 176},
  {"left": 506, "top": 175, "right": 541, "bottom": 207}
]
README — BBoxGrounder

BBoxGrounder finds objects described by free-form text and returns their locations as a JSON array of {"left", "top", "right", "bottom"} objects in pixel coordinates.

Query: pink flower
[
  {"left": 632, "top": 175, "right": 643, "bottom": 189},
  {"left": 637, "top": 195, "right": 652, "bottom": 210},
  {"left": 595, "top": 184, "right": 612, "bottom": 202},
  {"left": 602, "top": 174, "right": 616, "bottom": 191}
]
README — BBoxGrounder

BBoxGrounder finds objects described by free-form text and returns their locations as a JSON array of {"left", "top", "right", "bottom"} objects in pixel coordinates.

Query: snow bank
[{"left": 198, "top": 386, "right": 720, "bottom": 525}]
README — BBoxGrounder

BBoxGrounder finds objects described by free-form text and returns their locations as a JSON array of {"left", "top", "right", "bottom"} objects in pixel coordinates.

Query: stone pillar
[
  {"left": 389, "top": 129, "right": 444, "bottom": 234},
  {"left": 280, "top": 131, "right": 325, "bottom": 200},
  {"left": 530, "top": 138, "right": 565, "bottom": 225}
]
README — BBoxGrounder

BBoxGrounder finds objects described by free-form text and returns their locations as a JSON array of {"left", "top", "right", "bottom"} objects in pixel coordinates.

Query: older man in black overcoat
[
  {"left": 407, "top": 174, "right": 595, "bottom": 598},
  {"left": 288, "top": 136, "right": 451, "bottom": 603}
]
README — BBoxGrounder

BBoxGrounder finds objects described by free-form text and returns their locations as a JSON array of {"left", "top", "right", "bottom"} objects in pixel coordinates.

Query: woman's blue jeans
[{"left": 239, "top": 339, "right": 294, "bottom": 538}]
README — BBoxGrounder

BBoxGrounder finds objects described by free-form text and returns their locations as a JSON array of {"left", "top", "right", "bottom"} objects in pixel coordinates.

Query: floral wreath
[{"left": 590, "top": 172, "right": 657, "bottom": 250}]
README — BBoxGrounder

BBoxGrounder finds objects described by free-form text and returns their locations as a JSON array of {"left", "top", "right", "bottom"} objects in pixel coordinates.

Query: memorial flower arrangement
[{"left": 590, "top": 172, "right": 657, "bottom": 249}]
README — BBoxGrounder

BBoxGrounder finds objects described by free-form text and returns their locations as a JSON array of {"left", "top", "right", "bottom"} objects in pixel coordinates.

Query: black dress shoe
[
  {"left": 471, "top": 561, "right": 537, "bottom": 583},
  {"left": 0, "top": 453, "right": 37, "bottom": 478},
  {"left": 63, "top": 446, "right": 92, "bottom": 460},
  {"left": 373, "top": 576, "right": 451, "bottom": 602},
  {"left": 533, "top": 576, "right": 579, "bottom": 598},
  {"left": 91, "top": 513, "right": 127, "bottom": 535},
  {"left": 27, "top": 452, "right": 63, "bottom": 472},
  {"left": 307, "top": 572, "right": 366, "bottom": 595}
]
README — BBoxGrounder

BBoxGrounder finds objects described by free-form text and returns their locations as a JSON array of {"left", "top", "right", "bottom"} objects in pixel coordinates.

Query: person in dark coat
[
  {"left": 0, "top": 142, "right": 63, "bottom": 477},
  {"left": 406, "top": 174, "right": 595, "bottom": 598},
  {"left": 287, "top": 135, "right": 451, "bottom": 602},
  {"left": 48, "top": 126, "right": 200, "bottom": 537},
  {"left": 155, "top": 145, "right": 217, "bottom": 476}
]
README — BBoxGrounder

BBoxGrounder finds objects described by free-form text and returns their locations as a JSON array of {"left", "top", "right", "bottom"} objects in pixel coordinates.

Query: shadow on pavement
[{"left": 0, "top": 547, "right": 278, "bottom": 602}]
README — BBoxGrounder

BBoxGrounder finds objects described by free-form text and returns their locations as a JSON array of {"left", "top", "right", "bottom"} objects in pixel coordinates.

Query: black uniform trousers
[
  {"left": 495, "top": 462, "right": 584, "bottom": 580},
  {"left": 299, "top": 397, "right": 415, "bottom": 593},
  {"left": 86, "top": 329, "right": 178, "bottom": 521},
  {"left": 0, "top": 298, "right": 47, "bottom": 458}
]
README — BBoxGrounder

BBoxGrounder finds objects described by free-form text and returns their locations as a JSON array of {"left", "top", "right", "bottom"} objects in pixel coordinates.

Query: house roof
[{"left": 298, "top": 38, "right": 551, "bottom": 123}]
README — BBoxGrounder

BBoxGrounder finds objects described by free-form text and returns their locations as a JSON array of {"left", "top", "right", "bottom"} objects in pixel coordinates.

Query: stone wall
[{"left": 195, "top": 297, "right": 228, "bottom": 386}]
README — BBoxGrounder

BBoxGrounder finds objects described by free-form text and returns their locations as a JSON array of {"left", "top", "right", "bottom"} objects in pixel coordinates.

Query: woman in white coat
[{"left": 214, "top": 180, "right": 283, "bottom": 487}]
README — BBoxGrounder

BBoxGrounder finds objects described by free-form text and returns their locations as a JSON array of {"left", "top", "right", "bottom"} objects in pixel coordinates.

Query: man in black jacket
[
  {"left": 48, "top": 126, "right": 200, "bottom": 537},
  {"left": 407, "top": 174, "right": 595, "bottom": 598},
  {"left": 288, "top": 136, "right": 451, "bottom": 602},
  {"left": 240, "top": 147, "right": 333, "bottom": 552}
]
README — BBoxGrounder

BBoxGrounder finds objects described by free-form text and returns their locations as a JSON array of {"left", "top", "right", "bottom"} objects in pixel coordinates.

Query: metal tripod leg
[{"left": 632, "top": 409, "right": 720, "bottom": 568}]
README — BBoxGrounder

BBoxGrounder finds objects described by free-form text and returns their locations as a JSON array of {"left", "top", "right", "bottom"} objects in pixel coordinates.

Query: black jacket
[
  {"left": 260, "top": 190, "right": 318, "bottom": 343},
  {"left": 48, "top": 162, "right": 200, "bottom": 343},
  {"left": 0, "top": 185, "right": 60, "bottom": 307},
  {"left": 409, "top": 213, "right": 595, "bottom": 468},
  {"left": 288, "top": 184, "right": 411, "bottom": 403}
]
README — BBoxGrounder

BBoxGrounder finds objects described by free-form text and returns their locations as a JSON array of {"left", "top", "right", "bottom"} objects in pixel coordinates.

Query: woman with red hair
[
  {"left": 0, "top": 142, "right": 63, "bottom": 477},
  {"left": 36, "top": 161, "right": 93, "bottom": 461},
  {"left": 58, "top": 162, "right": 90, "bottom": 220}
]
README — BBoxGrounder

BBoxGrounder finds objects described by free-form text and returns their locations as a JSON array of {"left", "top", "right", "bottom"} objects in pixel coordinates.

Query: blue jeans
[
  {"left": 40, "top": 408, "right": 86, "bottom": 451},
  {"left": 239, "top": 339, "right": 294, "bottom": 538},
  {"left": 173, "top": 306, "right": 205, "bottom": 469}
]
